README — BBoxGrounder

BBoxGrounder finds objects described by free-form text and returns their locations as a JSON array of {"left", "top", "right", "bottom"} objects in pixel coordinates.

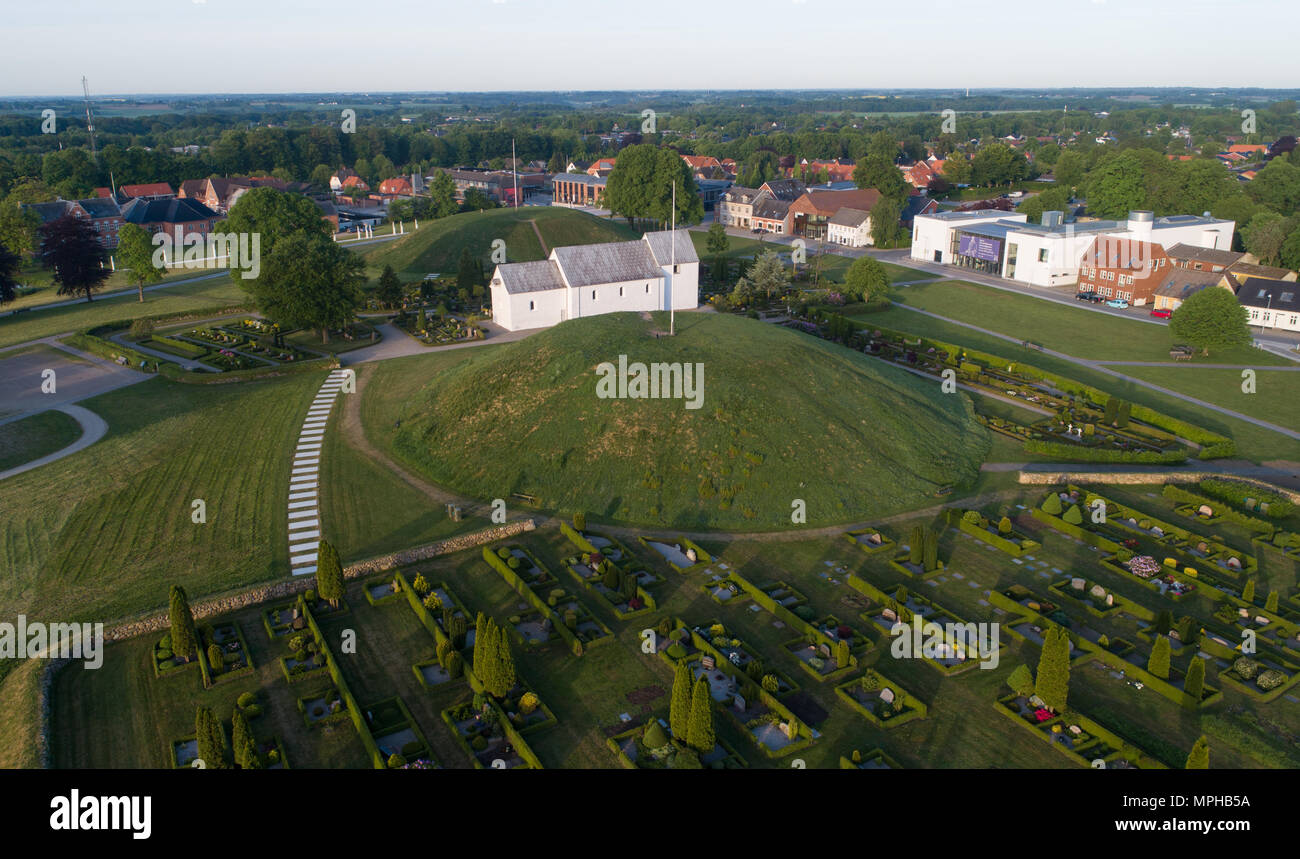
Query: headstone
[
  {"left": 879, "top": 687, "right": 896, "bottom": 704},
  {"left": 1090, "top": 584, "right": 1106, "bottom": 598},
  {"left": 701, "top": 656, "right": 715, "bottom": 670},
  {"left": 1151, "top": 527, "right": 1164, "bottom": 537},
  {"left": 1196, "top": 542, "right": 1208, "bottom": 553},
  {"left": 1105, "top": 594, "right": 1114, "bottom": 606},
  {"left": 1197, "top": 505, "right": 1213, "bottom": 517},
  {"left": 882, "top": 608, "right": 897, "bottom": 622},
  {"left": 685, "top": 548, "right": 697, "bottom": 563},
  {"left": 1227, "top": 557, "right": 1241, "bottom": 569},
  {"left": 1071, "top": 577, "right": 1086, "bottom": 590},
  {"left": 819, "top": 643, "right": 832, "bottom": 657},
  {"left": 868, "top": 533, "right": 882, "bottom": 545},
  {"left": 733, "top": 693, "right": 746, "bottom": 711}
]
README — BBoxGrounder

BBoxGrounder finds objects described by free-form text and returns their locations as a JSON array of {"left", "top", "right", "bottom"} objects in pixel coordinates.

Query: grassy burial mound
[
  {"left": 384, "top": 312, "right": 988, "bottom": 530},
  {"left": 363, "top": 207, "right": 640, "bottom": 277}
]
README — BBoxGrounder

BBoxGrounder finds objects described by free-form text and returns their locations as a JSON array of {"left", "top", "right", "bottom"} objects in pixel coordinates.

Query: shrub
[
  {"left": 1063, "top": 504, "right": 1084, "bottom": 525},
  {"left": 573, "top": 511, "right": 586, "bottom": 531},
  {"left": 158, "top": 635, "right": 171, "bottom": 650},
  {"left": 444, "top": 651, "right": 464, "bottom": 678},
  {"left": 496, "top": 547, "right": 510, "bottom": 559},
  {"left": 304, "top": 589, "right": 317, "bottom": 603},
  {"left": 266, "top": 749, "right": 279, "bottom": 764},
  {"left": 519, "top": 692, "right": 540, "bottom": 715},
  {"left": 666, "top": 643, "right": 687, "bottom": 660},
  {"left": 1041, "top": 494, "right": 1063, "bottom": 515},
  {"left": 412, "top": 574, "right": 431, "bottom": 595},
  {"left": 423, "top": 592, "right": 442, "bottom": 611},
  {"left": 243, "top": 704, "right": 263, "bottom": 718},
  {"left": 507, "top": 556, "right": 521, "bottom": 570},
  {"left": 387, "top": 753, "right": 406, "bottom": 768},
  {"left": 962, "top": 510, "right": 982, "bottom": 526},
  {"left": 207, "top": 643, "right": 224, "bottom": 671},
  {"left": 761, "top": 674, "right": 779, "bottom": 693},
  {"left": 237, "top": 692, "right": 257, "bottom": 709},
  {"left": 998, "top": 516, "right": 1013, "bottom": 535},
  {"left": 1256, "top": 669, "right": 1287, "bottom": 691},
  {"left": 1233, "top": 657, "right": 1259, "bottom": 679},
  {"left": 1007, "top": 664, "right": 1035, "bottom": 697},
  {"left": 470, "top": 735, "right": 488, "bottom": 751}
]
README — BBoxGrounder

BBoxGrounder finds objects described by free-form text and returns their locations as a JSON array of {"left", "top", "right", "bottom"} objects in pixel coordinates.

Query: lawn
[
  {"left": 890, "top": 279, "right": 1291, "bottom": 366},
  {"left": 6, "top": 264, "right": 224, "bottom": 313},
  {"left": 0, "top": 409, "right": 83, "bottom": 471},
  {"left": 850, "top": 305, "right": 1300, "bottom": 463},
  {"left": 688, "top": 231, "right": 923, "bottom": 285},
  {"left": 0, "top": 370, "right": 321, "bottom": 626},
  {"left": 1118, "top": 366, "right": 1300, "bottom": 438},
  {"left": 0, "top": 276, "right": 248, "bottom": 349}
]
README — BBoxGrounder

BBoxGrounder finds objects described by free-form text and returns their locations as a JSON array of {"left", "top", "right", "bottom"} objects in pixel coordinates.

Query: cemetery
[{"left": 835, "top": 669, "right": 927, "bottom": 729}]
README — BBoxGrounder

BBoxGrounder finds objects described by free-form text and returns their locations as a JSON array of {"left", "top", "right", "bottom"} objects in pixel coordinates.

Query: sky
[{"left": 4, "top": 0, "right": 1298, "bottom": 96}]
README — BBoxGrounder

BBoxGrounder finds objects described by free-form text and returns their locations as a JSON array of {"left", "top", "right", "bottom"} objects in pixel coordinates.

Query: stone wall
[
  {"left": 38, "top": 518, "right": 534, "bottom": 766},
  {"left": 1016, "top": 471, "right": 1300, "bottom": 504}
]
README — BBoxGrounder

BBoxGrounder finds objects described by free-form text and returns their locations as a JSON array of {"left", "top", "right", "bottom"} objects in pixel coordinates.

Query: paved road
[
  {"left": 339, "top": 320, "right": 538, "bottom": 366},
  {"left": 0, "top": 404, "right": 107, "bottom": 482},
  {"left": 0, "top": 338, "right": 149, "bottom": 423}
]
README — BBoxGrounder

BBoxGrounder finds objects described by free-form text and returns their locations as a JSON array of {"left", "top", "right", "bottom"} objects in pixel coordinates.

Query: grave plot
[
  {"left": 844, "top": 527, "right": 896, "bottom": 555},
  {"left": 278, "top": 627, "right": 330, "bottom": 685},
  {"left": 298, "top": 687, "right": 351, "bottom": 730},
  {"left": 151, "top": 631, "right": 200, "bottom": 679},
  {"left": 481, "top": 545, "right": 609, "bottom": 655},
  {"left": 635, "top": 533, "right": 713, "bottom": 573},
  {"left": 606, "top": 717, "right": 747, "bottom": 770},
  {"left": 200, "top": 621, "right": 255, "bottom": 685},
  {"left": 442, "top": 698, "right": 544, "bottom": 769},
  {"left": 994, "top": 694, "right": 1166, "bottom": 769},
  {"left": 950, "top": 508, "right": 1041, "bottom": 557},
  {"left": 1047, "top": 576, "right": 1148, "bottom": 621},
  {"left": 562, "top": 542, "right": 660, "bottom": 620},
  {"left": 1212, "top": 653, "right": 1297, "bottom": 702},
  {"left": 839, "top": 748, "right": 903, "bottom": 769},
  {"left": 363, "top": 696, "right": 439, "bottom": 768},
  {"left": 363, "top": 573, "right": 407, "bottom": 606},
  {"left": 850, "top": 578, "right": 1000, "bottom": 674},
  {"left": 835, "top": 669, "right": 927, "bottom": 729}
]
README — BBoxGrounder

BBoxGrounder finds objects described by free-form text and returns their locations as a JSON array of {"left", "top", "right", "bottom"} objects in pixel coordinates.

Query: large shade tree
[
  {"left": 244, "top": 233, "right": 364, "bottom": 343},
  {"left": 604, "top": 144, "right": 703, "bottom": 227},
  {"left": 116, "top": 222, "right": 166, "bottom": 302},
  {"left": 1168, "top": 285, "right": 1251, "bottom": 356},
  {"left": 39, "top": 214, "right": 110, "bottom": 302}
]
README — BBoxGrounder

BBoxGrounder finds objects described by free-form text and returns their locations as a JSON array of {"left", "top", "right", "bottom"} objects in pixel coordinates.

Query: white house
[
  {"left": 826, "top": 207, "right": 874, "bottom": 248},
  {"left": 489, "top": 230, "right": 699, "bottom": 332},
  {"left": 911, "top": 209, "right": 1236, "bottom": 288},
  {"left": 1237, "top": 277, "right": 1300, "bottom": 333}
]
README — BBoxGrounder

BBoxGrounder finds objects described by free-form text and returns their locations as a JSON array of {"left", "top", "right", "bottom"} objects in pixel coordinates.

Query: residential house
[
  {"left": 1165, "top": 243, "right": 1244, "bottom": 273},
  {"left": 1237, "top": 277, "right": 1300, "bottom": 332},
  {"left": 1227, "top": 261, "right": 1297, "bottom": 284},
  {"left": 899, "top": 194, "right": 940, "bottom": 229},
  {"left": 378, "top": 176, "right": 414, "bottom": 197},
  {"left": 329, "top": 167, "right": 360, "bottom": 192},
  {"left": 26, "top": 197, "right": 124, "bottom": 249},
  {"left": 489, "top": 230, "right": 697, "bottom": 332},
  {"left": 178, "top": 175, "right": 307, "bottom": 213},
  {"left": 587, "top": 157, "right": 617, "bottom": 177},
  {"left": 786, "top": 187, "right": 881, "bottom": 240},
  {"left": 717, "top": 186, "right": 762, "bottom": 229},
  {"left": 1152, "top": 269, "right": 1232, "bottom": 313},
  {"left": 751, "top": 197, "right": 792, "bottom": 235},
  {"left": 826, "top": 207, "right": 873, "bottom": 247}
]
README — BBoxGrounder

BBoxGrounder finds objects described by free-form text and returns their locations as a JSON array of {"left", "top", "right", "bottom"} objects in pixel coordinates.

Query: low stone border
[{"left": 1017, "top": 470, "right": 1300, "bottom": 504}]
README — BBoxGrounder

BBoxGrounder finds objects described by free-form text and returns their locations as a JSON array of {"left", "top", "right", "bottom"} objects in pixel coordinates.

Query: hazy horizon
[{"left": 5, "top": 0, "right": 1298, "bottom": 97}]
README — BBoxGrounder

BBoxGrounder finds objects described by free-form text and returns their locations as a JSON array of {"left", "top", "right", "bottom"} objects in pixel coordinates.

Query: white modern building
[
  {"left": 910, "top": 209, "right": 1236, "bottom": 288},
  {"left": 826, "top": 207, "right": 874, "bottom": 248},
  {"left": 489, "top": 230, "right": 699, "bottom": 332}
]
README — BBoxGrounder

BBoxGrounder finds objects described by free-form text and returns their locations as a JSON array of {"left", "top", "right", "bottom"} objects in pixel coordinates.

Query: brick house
[
  {"left": 27, "top": 197, "right": 124, "bottom": 249},
  {"left": 1075, "top": 237, "right": 1170, "bottom": 305},
  {"left": 1164, "top": 243, "right": 1244, "bottom": 273},
  {"left": 121, "top": 197, "right": 220, "bottom": 243},
  {"left": 551, "top": 172, "right": 606, "bottom": 207},
  {"left": 786, "top": 188, "right": 882, "bottom": 240}
]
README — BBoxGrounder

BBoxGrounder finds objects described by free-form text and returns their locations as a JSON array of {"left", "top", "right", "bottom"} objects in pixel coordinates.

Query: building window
[
  {"left": 529, "top": 301, "right": 534, "bottom": 311},
  {"left": 619, "top": 287, "right": 623, "bottom": 296},
  {"left": 1038, "top": 249, "right": 1049, "bottom": 263},
  {"left": 645, "top": 284, "right": 649, "bottom": 293},
  {"left": 592, "top": 290, "right": 596, "bottom": 301},
  {"left": 673, "top": 265, "right": 679, "bottom": 274}
]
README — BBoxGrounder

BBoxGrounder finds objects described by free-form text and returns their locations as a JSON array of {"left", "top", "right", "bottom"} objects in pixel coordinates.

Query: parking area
[{"left": 0, "top": 344, "right": 146, "bottom": 422}]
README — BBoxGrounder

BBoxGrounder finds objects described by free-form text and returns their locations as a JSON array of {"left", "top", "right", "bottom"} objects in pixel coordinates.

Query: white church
[{"left": 488, "top": 229, "right": 699, "bottom": 332}]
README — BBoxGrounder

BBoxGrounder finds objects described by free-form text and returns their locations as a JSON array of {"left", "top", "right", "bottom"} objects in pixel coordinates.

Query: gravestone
[
  {"left": 1090, "top": 584, "right": 1106, "bottom": 598},
  {"left": 882, "top": 608, "right": 897, "bottom": 622},
  {"left": 733, "top": 693, "right": 746, "bottom": 711},
  {"left": 701, "top": 656, "right": 715, "bottom": 670},
  {"left": 1105, "top": 594, "right": 1114, "bottom": 606},
  {"left": 880, "top": 687, "right": 896, "bottom": 704},
  {"left": 685, "top": 548, "right": 697, "bottom": 563},
  {"left": 819, "top": 643, "right": 832, "bottom": 657},
  {"left": 1071, "top": 577, "right": 1086, "bottom": 590},
  {"left": 1197, "top": 505, "right": 1213, "bottom": 517}
]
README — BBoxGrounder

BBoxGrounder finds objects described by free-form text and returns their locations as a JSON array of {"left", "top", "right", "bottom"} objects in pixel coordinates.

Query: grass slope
[
  {"left": 380, "top": 312, "right": 988, "bottom": 530},
  {"left": 363, "top": 207, "right": 639, "bottom": 278}
]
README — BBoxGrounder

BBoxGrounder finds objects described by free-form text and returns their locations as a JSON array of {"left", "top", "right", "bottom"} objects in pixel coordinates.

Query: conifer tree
[
  {"left": 1041, "top": 493, "right": 1063, "bottom": 515},
  {"left": 1184, "top": 656, "right": 1206, "bottom": 704},
  {"left": 1148, "top": 635, "right": 1171, "bottom": 679},
  {"left": 493, "top": 625, "right": 516, "bottom": 697},
  {"left": 1241, "top": 578, "right": 1256, "bottom": 604},
  {"left": 169, "top": 585, "right": 197, "bottom": 663},
  {"left": 195, "top": 706, "right": 226, "bottom": 769},
  {"left": 1265, "top": 591, "right": 1278, "bottom": 612},
  {"left": 670, "top": 659, "right": 693, "bottom": 740},
  {"left": 1185, "top": 735, "right": 1210, "bottom": 769},
  {"left": 922, "top": 529, "right": 939, "bottom": 571},
  {"left": 908, "top": 525, "right": 924, "bottom": 565},
  {"left": 687, "top": 677, "right": 715, "bottom": 753},
  {"left": 1034, "top": 627, "right": 1071, "bottom": 712},
  {"left": 835, "top": 638, "right": 850, "bottom": 668},
  {"left": 316, "top": 540, "right": 344, "bottom": 608},
  {"left": 231, "top": 709, "right": 260, "bottom": 769}
]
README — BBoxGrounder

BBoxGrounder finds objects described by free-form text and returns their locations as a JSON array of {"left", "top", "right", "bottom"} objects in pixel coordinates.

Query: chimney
[{"left": 1127, "top": 210, "right": 1153, "bottom": 241}]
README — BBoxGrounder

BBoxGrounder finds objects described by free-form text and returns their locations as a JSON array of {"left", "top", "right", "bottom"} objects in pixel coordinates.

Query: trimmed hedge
[
  {"left": 481, "top": 546, "right": 584, "bottom": 656},
  {"left": 1162, "top": 484, "right": 1275, "bottom": 535},
  {"left": 1023, "top": 440, "right": 1188, "bottom": 464},
  {"left": 835, "top": 670, "right": 928, "bottom": 729},
  {"left": 302, "top": 599, "right": 386, "bottom": 769}
]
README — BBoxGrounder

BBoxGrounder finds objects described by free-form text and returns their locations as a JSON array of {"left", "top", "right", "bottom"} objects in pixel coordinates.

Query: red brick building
[
  {"left": 121, "top": 197, "right": 220, "bottom": 243},
  {"left": 27, "top": 198, "right": 124, "bottom": 249},
  {"left": 1076, "top": 237, "right": 1170, "bottom": 305}
]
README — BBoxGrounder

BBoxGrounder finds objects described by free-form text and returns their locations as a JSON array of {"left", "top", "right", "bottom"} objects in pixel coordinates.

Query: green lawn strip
[
  {"left": 0, "top": 278, "right": 248, "bottom": 350},
  {"left": 891, "top": 279, "right": 1291, "bottom": 366},
  {"left": 0, "top": 409, "right": 84, "bottom": 471},
  {"left": 850, "top": 306, "right": 1300, "bottom": 462},
  {"left": 0, "top": 371, "right": 320, "bottom": 624},
  {"left": 6, "top": 265, "right": 221, "bottom": 313},
  {"left": 1117, "top": 366, "right": 1300, "bottom": 436}
]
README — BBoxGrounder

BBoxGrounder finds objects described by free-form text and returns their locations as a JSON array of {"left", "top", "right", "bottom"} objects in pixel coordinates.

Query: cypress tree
[
  {"left": 494, "top": 626, "right": 516, "bottom": 697},
  {"left": 1148, "top": 636, "right": 1171, "bottom": 679},
  {"left": 1041, "top": 493, "right": 1063, "bottom": 515},
  {"left": 471, "top": 612, "right": 488, "bottom": 682},
  {"left": 195, "top": 706, "right": 226, "bottom": 769},
  {"left": 1103, "top": 397, "right": 1118, "bottom": 424},
  {"left": 908, "top": 525, "right": 924, "bottom": 565},
  {"left": 1184, "top": 656, "right": 1206, "bottom": 704},
  {"left": 1265, "top": 591, "right": 1279, "bottom": 612},
  {"left": 316, "top": 540, "right": 344, "bottom": 608},
  {"left": 835, "top": 639, "right": 850, "bottom": 668},
  {"left": 1241, "top": 578, "right": 1256, "bottom": 604},
  {"left": 1154, "top": 609, "right": 1173, "bottom": 636},
  {"left": 669, "top": 660, "right": 693, "bottom": 741},
  {"left": 687, "top": 677, "right": 715, "bottom": 754},
  {"left": 1116, "top": 400, "right": 1131, "bottom": 428},
  {"left": 1185, "top": 735, "right": 1210, "bottom": 769},
  {"left": 922, "top": 529, "right": 938, "bottom": 571},
  {"left": 168, "top": 585, "right": 197, "bottom": 663},
  {"left": 1034, "top": 627, "right": 1071, "bottom": 712},
  {"left": 207, "top": 643, "right": 224, "bottom": 673},
  {"left": 231, "top": 709, "right": 255, "bottom": 769}
]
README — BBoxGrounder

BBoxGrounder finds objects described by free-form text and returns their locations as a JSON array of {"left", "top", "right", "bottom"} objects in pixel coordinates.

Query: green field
[
  {"left": 369, "top": 311, "right": 989, "bottom": 530},
  {"left": 1118, "top": 366, "right": 1300, "bottom": 437},
  {"left": 6, "top": 266, "right": 222, "bottom": 313},
  {"left": 0, "top": 410, "right": 84, "bottom": 471},
  {"left": 0, "top": 277, "right": 248, "bottom": 350},
  {"left": 364, "top": 207, "right": 640, "bottom": 278},
  {"left": 891, "top": 279, "right": 1291, "bottom": 366},
  {"left": 0, "top": 372, "right": 319, "bottom": 626},
  {"left": 687, "top": 232, "right": 924, "bottom": 286},
  {"left": 850, "top": 305, "right": 1300, "bottom": 462}
]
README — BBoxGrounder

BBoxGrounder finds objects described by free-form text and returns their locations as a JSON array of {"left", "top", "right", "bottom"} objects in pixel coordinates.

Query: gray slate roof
[
  {"left": 753, "top": 197, "right": 790, "bottom": 220},
  {"left": 552, "top": 240, "right": 662, "bottom": 288},
  {"left": 642, "top": 230, "right": 699, "bottom": 266},
  {"left": 1155, "top": 269, "right": 1223, "bottom": 299},
  {"left": 828, "top": 207, "right": 872, "bottom": 228},
  {"left": 494, "top": 259, "right": 566, "bottom": 294},
  {"left": 1236, "top": 277, "right": 1299, "bottom": 311},
  {"left": 122, "top": 197, "right": 218, "bottom": 225},
  {"left": 1164, "top": 243, "right": 1243, "bottom": 268}
]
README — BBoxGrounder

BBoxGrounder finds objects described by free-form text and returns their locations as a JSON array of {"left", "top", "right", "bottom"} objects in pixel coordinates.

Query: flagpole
[{"left": 670, "top": 181, "right": 676, "bottom": 337}]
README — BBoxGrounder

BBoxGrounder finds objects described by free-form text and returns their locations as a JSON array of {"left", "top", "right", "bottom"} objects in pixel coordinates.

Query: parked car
[
  {"left": 1150, "top": 308, "right": 1172, "bottom": 319},
  {"left": 1008, "top": 190, "right": 1024, "bottom": 198},
  {"left": 1075, "top": 291, "right": 1104, "bottom": 303},
  {"left": 1106, "top": 299, "right": 1130, "bottom": 309}
]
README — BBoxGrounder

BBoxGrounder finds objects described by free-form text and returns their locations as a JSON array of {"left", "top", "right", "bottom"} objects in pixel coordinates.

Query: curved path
[{"left": 0, "top": 405, "right": 106, "bottom": 482}]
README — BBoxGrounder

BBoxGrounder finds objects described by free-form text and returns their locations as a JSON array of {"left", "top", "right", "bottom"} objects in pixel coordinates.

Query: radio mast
[{"left": 82, "top": 76, "right": 98, "bottom": 162}]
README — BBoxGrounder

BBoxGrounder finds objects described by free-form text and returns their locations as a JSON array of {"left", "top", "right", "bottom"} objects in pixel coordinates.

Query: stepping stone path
[{"left": 288, "top": 369, "right": 348, "bottom": 576}]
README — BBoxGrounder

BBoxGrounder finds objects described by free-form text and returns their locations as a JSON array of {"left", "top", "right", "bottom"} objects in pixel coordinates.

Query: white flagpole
[{"left": 670, "top": 181, "right": 676, "bottom": 337}]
